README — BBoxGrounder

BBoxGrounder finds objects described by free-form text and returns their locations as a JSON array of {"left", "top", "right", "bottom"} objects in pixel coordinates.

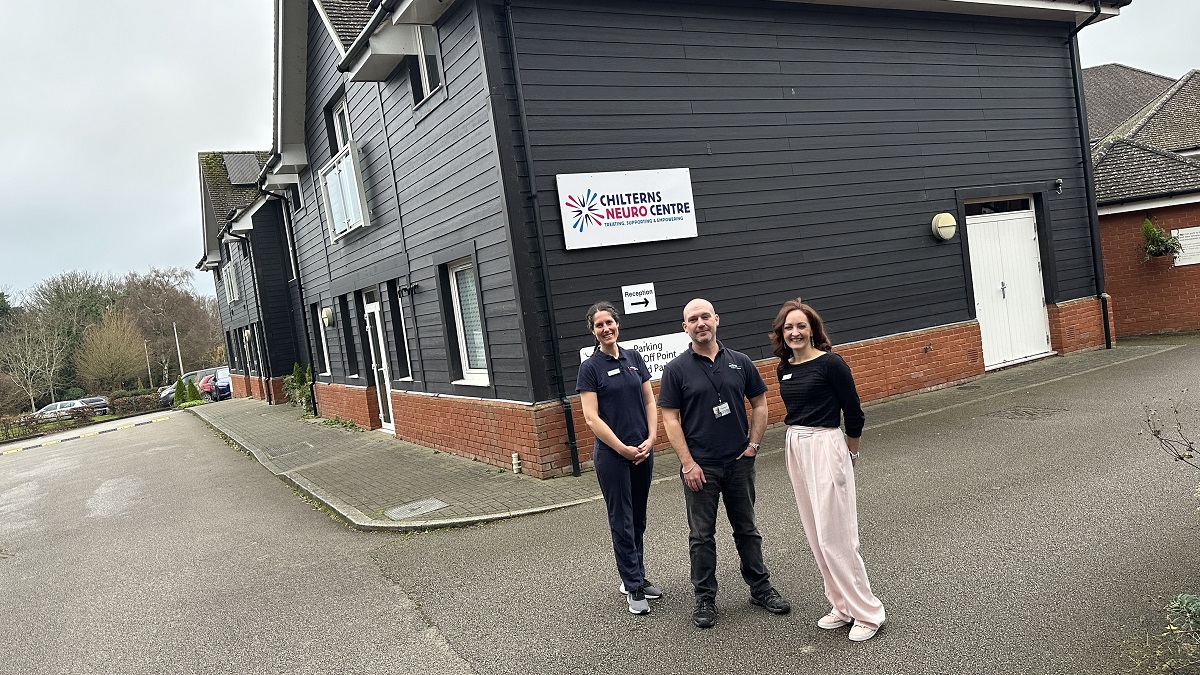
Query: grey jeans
[{"left": 682, "top": 455, "right": 772, "bottom": 601}]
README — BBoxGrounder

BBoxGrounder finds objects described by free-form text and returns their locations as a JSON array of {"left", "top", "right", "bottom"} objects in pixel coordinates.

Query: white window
[
  {"left": 319, "top": 99, "right": 370, "bottom": 238},
  {"left": 411, "top": 25, "right": 443, "bottom": 105},
  {"left": 448, "top": 259, "right": 487, "bottom": 385},
  {"left": 224, "top": 263, "right": 240, "bottom": 303}
]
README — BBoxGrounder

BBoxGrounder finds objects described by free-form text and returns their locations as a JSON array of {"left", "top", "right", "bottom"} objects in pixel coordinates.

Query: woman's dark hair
[
  {"left": 585, "top": 300, "right": 621, "bottom": 334},
  {"left": 769, "top": 298, "right": 832, "bottom": 361}
]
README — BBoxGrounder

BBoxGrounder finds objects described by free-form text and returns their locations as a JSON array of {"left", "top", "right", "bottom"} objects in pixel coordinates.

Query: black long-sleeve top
[{"left": 776, "top": 352, "right": 865, "bottom": 437}]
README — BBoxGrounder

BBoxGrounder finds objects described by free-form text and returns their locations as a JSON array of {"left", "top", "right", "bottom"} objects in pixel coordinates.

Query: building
[
  {"left": 199, "top": 0, "right": 1127, "bottom": 478},
  {"left": 1086, "top": 66, "right": 1200, "bottom": 337}
]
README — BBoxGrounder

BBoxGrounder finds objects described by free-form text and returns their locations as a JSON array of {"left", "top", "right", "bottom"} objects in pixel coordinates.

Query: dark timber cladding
[
  {"left": 291, "top": 0, "right": 531, "bottom": 400},
  {"left": 490, "top": 0, "right": 1096, "bottom": 392}
]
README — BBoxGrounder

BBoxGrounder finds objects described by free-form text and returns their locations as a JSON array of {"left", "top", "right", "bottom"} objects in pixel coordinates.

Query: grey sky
[{"left": 0, "top": 0, "right": 1193, "bottom": 298}]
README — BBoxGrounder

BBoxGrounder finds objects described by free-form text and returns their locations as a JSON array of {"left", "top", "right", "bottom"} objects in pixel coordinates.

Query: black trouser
[
  {"left": 682, "top": 455, "right": 771, "bottom": 601},
  {"left": 595, "top": 444, "right": 654, "bottom": 591}
]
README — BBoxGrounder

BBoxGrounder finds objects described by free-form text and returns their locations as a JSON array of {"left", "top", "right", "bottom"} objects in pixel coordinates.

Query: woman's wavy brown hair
[{"left": 769, "top": 298, "right": 833, "bottom": 361}]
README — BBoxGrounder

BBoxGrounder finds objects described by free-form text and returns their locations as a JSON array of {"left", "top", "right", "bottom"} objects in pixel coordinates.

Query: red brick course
[
  {"left": 1100, "top": 204, "right": 1200, "bottom": 336},
  {"left": 1046, "top": 297, "right": 1111, "bottom": 354},
  {"left": 231, "top": 373, "right": 288, "bottom": 404},
  {"left": 314, "top": 381, "right": 382, "bottom": 429}
]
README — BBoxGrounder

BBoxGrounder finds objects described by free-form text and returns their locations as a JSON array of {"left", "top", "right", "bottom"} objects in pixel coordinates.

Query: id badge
[
  {"left": 713, "top": 401, "right": 731, "bottom": 419},
  {"left": 607, "top": 368, "right": 621, "bottom": 376}
]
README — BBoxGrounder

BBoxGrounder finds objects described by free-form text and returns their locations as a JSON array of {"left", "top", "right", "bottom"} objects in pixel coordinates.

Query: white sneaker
[
  {"left": 848, "top": 621, "right": 882, "bottom": 642},
  {"left": 817, "top": 612, "right": 850, "bottom": 630}
]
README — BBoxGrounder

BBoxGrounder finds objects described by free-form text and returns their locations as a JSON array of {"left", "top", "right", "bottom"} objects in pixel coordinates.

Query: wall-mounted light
[
  {"left": 320, "top": 306, "right": 335, "bottom": 327},
  {"left": 931, "top": 212, "right": 958, "bottom": 241},
  {"left": 1054, "top": 178, "right": 1063, "bottom": 195}
]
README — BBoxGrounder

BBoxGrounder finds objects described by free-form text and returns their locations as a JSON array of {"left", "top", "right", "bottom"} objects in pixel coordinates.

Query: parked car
[
  {"left": 80, "top": 396, "right": 110, "bottom": 415},
  {"left": 159, "top": 367, "right": 223, "bottom": 407},
  {"left": 33, "top": 399, "right": 88, "bottom": 422},
  {"left": 198, "top": 368, "right": 232, "bottom": 402}
]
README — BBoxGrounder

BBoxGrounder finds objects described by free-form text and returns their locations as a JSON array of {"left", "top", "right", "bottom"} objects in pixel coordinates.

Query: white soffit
[
  {"left": 391, "top": 0, "right": 454, "bottom": 25},
  {"left": 1099, "top": 193, "right": 1200, "bottom": 216},
  {"left": 275, "top": 0, "right": 309, "bottom": 172},
  {"left": 349, "top": 23, "right": 419, "bottom": 82},
  {"left": 230, "top": 194, "right": 270, "bottom": 232},
  {"left": 779, "top": 0, "right": 1121, "bottom": 23}
]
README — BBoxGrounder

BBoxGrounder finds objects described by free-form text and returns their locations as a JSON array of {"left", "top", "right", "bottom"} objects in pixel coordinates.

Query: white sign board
[
  {"left": 622, "top": 283, "right": 656, "bottom": 314},
  {"left": 1173, "top": 227, "right": 1200, "bottom": 267},
  {"left": 557, "top": 168, "right": 698, "bottom": 250},
  {"left": 578, "top": 331, "right": 692, "bottom": 382}
]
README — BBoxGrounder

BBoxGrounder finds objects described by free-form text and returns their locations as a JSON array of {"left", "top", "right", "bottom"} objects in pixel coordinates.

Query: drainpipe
[
  {"left": 504, "top": 0, "right": 581, "bottom": 477},
  {"left": 1067, "top": 2, "right": 1112, "bottom": 348},
  {"left": 224, "top": 226, "right": 275, "bottom": 403},
  {"left": 260, "top": 186, "right": 319, "bottom": 414}
]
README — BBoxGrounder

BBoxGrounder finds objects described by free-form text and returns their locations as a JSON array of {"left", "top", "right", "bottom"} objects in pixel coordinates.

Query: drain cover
[
  {"left": 987, "top": 406, "right": 1066, "bottom": 420},
  {"left": 0, "top": 549, "right": 13, "bottom": 560},
  {"left": 385, "top": 498, "right": 450, "bottom": 521}
]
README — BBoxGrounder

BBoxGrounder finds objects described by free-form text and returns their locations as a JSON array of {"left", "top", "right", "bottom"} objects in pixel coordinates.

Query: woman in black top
[
  {"left": 577, "top": 301, "right": 659, "bottom": 615},
  {"left": 769, "top": 298, "right": 886, "bottom": 642}
]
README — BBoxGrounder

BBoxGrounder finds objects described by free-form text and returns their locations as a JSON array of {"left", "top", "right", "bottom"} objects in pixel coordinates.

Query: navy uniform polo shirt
[
  {"left": 576, "top": 346, "right": 652, "bottom": 453},
  {"left": 657, "top": 341, "right": 768, "bottom": 465}
]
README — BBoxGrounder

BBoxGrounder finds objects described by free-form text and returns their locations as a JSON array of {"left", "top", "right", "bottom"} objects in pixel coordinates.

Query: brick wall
[
  {"left": 1100, "top": 204, "right": 1200, "bottom": 336},
  {"left": 389, "top": 320, "right": 988, "bottom": 479},
  {"left": 232, "top": 373, "right": 288, "bottom": 404},
  {"left": 314, "top": 381, "right": 381, "bottom": 429},
  {"left": 1046, "top": 296, "right": 1111, "bottom": 354}
]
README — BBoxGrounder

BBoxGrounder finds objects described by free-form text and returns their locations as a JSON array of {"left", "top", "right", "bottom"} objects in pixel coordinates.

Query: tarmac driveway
[{"left": 374, "top": 344, "right": 1200, "bottom": 675}]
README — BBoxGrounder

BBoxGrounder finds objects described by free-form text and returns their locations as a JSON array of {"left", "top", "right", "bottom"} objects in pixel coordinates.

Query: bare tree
[
  {"left": 0, "top": 307, "right": 63, "bottom": 411},
  {"left": 74, "top": 309, "right": 146, "bottom": 393},
  {"left": 22, "top": 272, "right": 115, "bottom": 397},
  {"left": 116, "top": 268, "right": 224, "bottom": 382}
]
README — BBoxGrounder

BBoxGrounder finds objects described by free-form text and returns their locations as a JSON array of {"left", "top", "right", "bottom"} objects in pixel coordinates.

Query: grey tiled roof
[
  {"left": 317, "top": 0, "right": 375, "bottom": 51},
  {"left": 1128, "top": 70, "right": 1200, "bottom": 153},
  {"left": 199, "top": 151, "right": 271, "bottom": 222},
  {"left": 1092, "top": 138, "right": 1200, "bottom": 205},
  {"left": 1082, "top": 63, "right": 1174, "bottom": 142}
]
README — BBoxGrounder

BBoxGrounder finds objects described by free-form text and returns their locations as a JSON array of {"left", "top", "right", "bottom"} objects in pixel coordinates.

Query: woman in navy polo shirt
[{"left": 578, "top": 300, "right": 660, "bottom": 615}]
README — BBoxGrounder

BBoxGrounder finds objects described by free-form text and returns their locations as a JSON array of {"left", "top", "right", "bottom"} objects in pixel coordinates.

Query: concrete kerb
[
  {"left": 190, "top": 343, "right": 1185, "bottom": 533},
  {"left": 188, "top": 405, "right": 610, "bottom": 532}
]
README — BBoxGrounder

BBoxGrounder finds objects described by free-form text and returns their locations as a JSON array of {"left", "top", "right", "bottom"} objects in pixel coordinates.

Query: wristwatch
[{"left": 748, "top": 442, "right": 760, "bottom": 450}]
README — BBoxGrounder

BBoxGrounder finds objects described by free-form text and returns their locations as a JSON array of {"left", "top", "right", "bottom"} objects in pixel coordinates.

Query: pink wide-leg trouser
[{"left": 785, "top": 425, "right": 886, "bottom": 629}]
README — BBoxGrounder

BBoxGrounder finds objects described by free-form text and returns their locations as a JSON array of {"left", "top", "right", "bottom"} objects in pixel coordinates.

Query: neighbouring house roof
[
  {"left": 1092, "top": 138, "right": 1200, "bottom": 205},
  {"left": 1082, "top": 63, "right": 1174, "bottom": 142},
  {"left": 315, "top": 0, "right": 374, "bottom": 52},
  {"left": 199, "top": 151, "right": 271, "bottom": 221},
  {"left": 1124, "top": 70, "right": 1200, "bottom": 154}
]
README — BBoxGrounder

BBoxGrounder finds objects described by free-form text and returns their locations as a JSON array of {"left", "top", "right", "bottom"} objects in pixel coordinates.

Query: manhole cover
[
  {"left": 0, "top": 549, "right": 13, "bottom": 560},
  {"left": 385, "top": 498, "right": 450, "bottom": 521},
  {"left": 987, "top": 406, "right": 1066, "bottom": 420}
]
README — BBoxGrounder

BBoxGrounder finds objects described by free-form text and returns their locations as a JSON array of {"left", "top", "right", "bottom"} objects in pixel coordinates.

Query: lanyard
[{"left": 699, "top": 352, "right": 726, "bottom": 404}]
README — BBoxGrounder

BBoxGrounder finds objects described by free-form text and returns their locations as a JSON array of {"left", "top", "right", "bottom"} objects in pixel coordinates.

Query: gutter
[
  {"left": 504, "top": 0, "right": 582, "bottom": 477},
  {"left": 1067, "top": 3, "right": 1112, "bottom": 349},
  {"left": 338, "top": 0, "right": 401, "bottom": 72}
]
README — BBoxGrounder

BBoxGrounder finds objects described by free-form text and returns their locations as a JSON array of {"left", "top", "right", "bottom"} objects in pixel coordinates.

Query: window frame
[
  {"left": 385, "top": 280, "right": 413, "bottom": 381},
  {"left": 319, "top": 98, "right": 371, "bottom": 240},
  {"left": 223, "top": 263, "right": 240, "bottom": 303},
  {"left": 447, "top": 258, "right": 488, "bottom": 386},
  {"left": 411, "top": 25, "right": 444, "bottom": 107}
]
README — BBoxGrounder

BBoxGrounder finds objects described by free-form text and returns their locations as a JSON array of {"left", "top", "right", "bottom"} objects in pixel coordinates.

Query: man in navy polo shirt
[{"left": 658, "top": 298, "right": 791, "bottom": 629}]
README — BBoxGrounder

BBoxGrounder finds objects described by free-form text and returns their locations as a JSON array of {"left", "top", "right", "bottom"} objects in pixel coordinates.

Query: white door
[
  {"left": 966, "top": 202, "right": 1052, "bottom": 370},
  {"left": 362, "top": 288, "right": 394, "bottom": 433}
]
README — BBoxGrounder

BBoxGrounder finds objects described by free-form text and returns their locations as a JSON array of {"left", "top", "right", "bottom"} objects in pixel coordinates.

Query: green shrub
[
  {"left": 173, "top": 379, "right": 185, "bottom": 406},
  {"left": 186, "top": 380, "right": 201, "bottom": 402},
  {"left": 111, "top": 394, "right": 160, "bottom": 415},
  {"left": 283, "top": 362, "right": 314, "bottom": 414},
  {"left": 1143, "top": 218, "right": 1183, "bottom": 261},
  {"left": 65, "top": 387, "right": 85, "bottom": 400}
]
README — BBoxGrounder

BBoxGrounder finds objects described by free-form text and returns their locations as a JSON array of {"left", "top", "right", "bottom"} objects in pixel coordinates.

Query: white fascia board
[
  {"left": 1098, "top": 192, "right": 1200, "bottom": 215},
  {"left": 391, "top": 0, "right": 454, "bottom": 25},
  {"left": 275, "top": 0, "right": 309, "bottom": 162},
  {"left": 349, "top": 23, "right": 418, "bottom": 82},
  {"left": 230, "top": 194, "right": 270, "bottom": 232},
  {"left": 263, "top": 172, "right": 300, "bottom": 190},
  {"left": 775, "top": 0, "right": 1121, "bottom": 23},
  {"left": 277, "top": 143, "right": 308, "bottom": 174},
  {"left": 200, "top": 252, "right": 221, "bottom": 271}
]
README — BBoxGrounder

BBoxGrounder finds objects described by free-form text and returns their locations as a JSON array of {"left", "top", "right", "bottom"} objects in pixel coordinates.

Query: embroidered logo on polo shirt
[{"left": 728, "top": 364, "right": 742, "bottom": 370}]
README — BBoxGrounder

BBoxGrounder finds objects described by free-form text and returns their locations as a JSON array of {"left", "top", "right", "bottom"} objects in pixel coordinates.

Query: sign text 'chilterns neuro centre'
[{"left": 556, "top": 168, "right": 698, "bottom": 250}]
